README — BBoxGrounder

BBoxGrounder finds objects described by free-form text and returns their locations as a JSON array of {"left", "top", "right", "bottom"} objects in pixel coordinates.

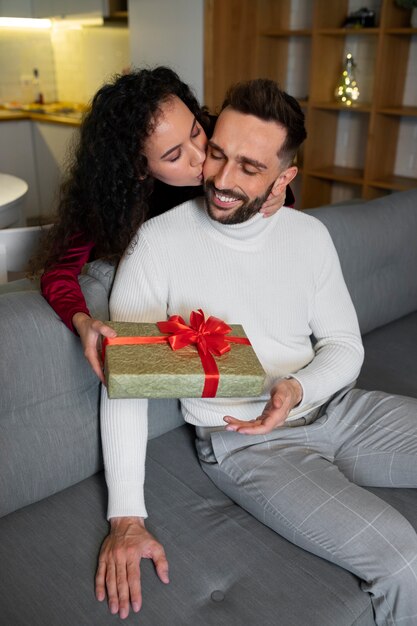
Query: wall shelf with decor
[{"left": 204, "top": 0, "right": 417, "bottom": 209}]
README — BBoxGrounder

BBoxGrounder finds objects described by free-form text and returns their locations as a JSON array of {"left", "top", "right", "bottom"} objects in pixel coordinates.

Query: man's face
[{"left": 203, "top": 107, "right": 297, "bottom": 224}]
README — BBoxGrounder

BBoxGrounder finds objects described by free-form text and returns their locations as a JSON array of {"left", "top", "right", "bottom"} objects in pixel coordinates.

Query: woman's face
[{"left": 144, "top": 95, "right": 207, "bottom": 187}]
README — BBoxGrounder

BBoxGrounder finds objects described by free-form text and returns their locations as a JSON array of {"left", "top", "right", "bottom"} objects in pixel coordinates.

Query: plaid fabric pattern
[{"left": 196, "top": 387, "right": 417, "bottom": 626}]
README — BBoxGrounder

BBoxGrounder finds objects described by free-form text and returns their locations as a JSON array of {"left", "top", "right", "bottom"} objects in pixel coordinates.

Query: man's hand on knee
[
  {"left": 223, "top": 378, "right": 303, "bottom": 434},
  {"left": 95, "top": 516, "right": 169, "bottom": 619}
]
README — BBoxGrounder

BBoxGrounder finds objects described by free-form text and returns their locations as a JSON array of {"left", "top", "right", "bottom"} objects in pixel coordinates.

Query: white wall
[{"left": 128, "top": 0, "right": 204, "bottom": 103}]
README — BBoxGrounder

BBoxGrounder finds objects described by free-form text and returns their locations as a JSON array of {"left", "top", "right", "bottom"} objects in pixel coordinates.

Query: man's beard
[{"left": 204, "top": 178, "right": 274, "bottom": 225}]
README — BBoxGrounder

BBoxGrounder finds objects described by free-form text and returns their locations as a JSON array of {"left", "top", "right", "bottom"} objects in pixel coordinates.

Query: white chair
[
  {"left": 0, "top": 173, "right": 28, "bottom": 228},
  {"left": 0, "top": 225, "right": 51, "bottom": 284}
]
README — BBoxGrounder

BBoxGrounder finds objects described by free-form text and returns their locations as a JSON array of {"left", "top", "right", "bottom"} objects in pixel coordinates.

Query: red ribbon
[{"left": 102, "top": 309, "right": 250, "bottom": 397}]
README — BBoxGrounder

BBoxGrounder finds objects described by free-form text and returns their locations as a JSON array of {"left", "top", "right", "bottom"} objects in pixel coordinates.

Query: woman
[{"left": 33, "top": 67, "right": 292, "bottom": 382}]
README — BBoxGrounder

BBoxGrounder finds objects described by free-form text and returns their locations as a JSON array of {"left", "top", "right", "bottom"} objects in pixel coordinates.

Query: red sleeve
[{"left": 40, "top": 232, "right": 95, "bottom": 333}]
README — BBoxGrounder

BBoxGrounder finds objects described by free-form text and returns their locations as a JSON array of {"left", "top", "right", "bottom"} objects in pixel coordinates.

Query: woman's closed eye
[
  {"left": 191, "top": 124, "right": 201, "bottom": 139},
  {"left": 167, "top": 150, "right": 181, "bottom": 163}
]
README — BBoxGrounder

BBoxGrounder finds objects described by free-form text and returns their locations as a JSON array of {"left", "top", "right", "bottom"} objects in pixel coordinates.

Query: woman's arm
[
  {"left": 41, "top": 232, "right": 95, "bottom": 332},
  {"left": 41, "top": 233, "right": 117, "bottom": 383}
]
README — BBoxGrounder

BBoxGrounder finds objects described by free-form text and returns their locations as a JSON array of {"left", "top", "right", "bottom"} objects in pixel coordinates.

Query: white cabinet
[
  {"left": 0, "top": 0, "right": 108, "bottom": 18},
  {"left": 0, "top": 119, "right": 77, "bottom": 221},
  {"left": 0, "top": 120, "right": 40, "bottom": 222},
  {"left": 32, "top": 122, "right": 78, "bottom": 217},
  {"left": 33, "top": 0, "right": 107, "bottom": 18},
  {"left": 1, "top": 0, "right": 122, "bottom": 19},
  {"left": 0, "top": 0, "right": 32, "bottom": 17}
]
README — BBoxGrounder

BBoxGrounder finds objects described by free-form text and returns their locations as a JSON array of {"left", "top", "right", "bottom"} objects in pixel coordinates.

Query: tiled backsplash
[
  {"left": 0, "top": 30, "right": 57, "bottom": 103},
  {"left": 52, "top": 26, "right": 130, "bottom": 104},
  {"left": 0, "top": 25, "right": 129, "bottom": 105}
]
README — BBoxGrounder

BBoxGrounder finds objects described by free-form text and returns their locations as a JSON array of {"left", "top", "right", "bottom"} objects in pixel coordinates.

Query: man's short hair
[{"left": 221, "top": 79, "right": 307, "bottom": 167}]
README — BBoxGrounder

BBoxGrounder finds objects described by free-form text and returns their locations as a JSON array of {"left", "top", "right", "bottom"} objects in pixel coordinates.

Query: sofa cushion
[
  {"left": 0, "top": 424, "right": 374, "bottom": 626},
  {"left": 0, "top": 289, "right": 103, "bottom": 518},
  {"left": 306, "top": 189, "right": 417, "bottom": 335},
  {"left": 358, "top": 311, "right": 417, "bottom": 398},
  {"left": 84, "top": 259, "right": 116, "bottom": 297}
]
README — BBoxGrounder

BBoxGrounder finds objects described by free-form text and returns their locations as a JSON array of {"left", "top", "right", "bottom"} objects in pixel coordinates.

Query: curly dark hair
[{"left": 31, "top": 66, "right": 206, "bottom": 274}]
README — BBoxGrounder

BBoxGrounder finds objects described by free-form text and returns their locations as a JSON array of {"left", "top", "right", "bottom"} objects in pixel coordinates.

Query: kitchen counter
[{"left": 0, "top": 105, "right": 84, "bottom": 127}]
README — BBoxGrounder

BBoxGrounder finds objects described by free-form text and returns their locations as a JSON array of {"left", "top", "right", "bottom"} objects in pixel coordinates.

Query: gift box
[{"left": 103, "top": 310, "right": 266, "bottom": 399}]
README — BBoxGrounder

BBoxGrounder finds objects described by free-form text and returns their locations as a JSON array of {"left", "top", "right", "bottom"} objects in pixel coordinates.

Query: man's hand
[
  {"left": 72, "top": 312, "right": 117, "bottom": 384},
  {"left": 223, "top": 378, "right": 303, "bottom": 434},
  {"left": 259, "top": 186, "right": 286, "bottom": 218},
  {"left": 95, "top": 516, "right": 169, "bottom": 620}
]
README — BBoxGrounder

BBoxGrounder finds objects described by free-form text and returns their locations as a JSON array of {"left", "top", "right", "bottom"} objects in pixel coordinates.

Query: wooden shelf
[
  {"left": 311, "top": 102, "right": 372, "bottom": 113},
  {"left": 368, "top": 175, "right": 417, "bottom": 191},
  {"left": 260, "top": 30, "right": 311, "bottom": 37},
  {"left": 205, "top": 0, "right": 417, "bottom": 209},
  {"left": 307, "top": 166, "right": 364, "bottom": 185},
  {"left": 385, "top": 28, "right": 417, "bottom": 34},
  {"left": 377, "top": 106, "right": 417, "bottom": 117},
  {"left": 316, "top": 28, "right": 380, "bottom": 35}
]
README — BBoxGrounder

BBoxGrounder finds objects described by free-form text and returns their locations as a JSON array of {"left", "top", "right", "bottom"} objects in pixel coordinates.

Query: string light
[{"left": 335, "top": 53, "right": 360, "bottom": 106}]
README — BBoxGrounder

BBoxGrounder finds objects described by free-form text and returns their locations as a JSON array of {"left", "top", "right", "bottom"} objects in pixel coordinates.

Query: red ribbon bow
[
  {"left": 157, "top": 309, "right": 233, "bottom": 355},
  {"left": 102, "top": 309, "right": 250, "bottom": 397}
]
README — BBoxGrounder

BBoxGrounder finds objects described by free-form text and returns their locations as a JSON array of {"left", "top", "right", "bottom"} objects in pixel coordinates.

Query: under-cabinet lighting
[
  {"left": 51, "top": 16, "right": 104, "bottom": 29},
  {"left": 0, "top": 17, "right": 52, "bottom": 29},
  {"left": 0, "top": 15, "right": 103, "bottom": 31}
]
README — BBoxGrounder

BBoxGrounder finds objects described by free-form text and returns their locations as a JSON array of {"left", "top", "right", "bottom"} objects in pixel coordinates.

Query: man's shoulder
[
  {"left": 280, "top": 206, "right": 331, "bottom": 239},
  {"left": 142, "top": 197, "right": 204, "bottom": 236}
]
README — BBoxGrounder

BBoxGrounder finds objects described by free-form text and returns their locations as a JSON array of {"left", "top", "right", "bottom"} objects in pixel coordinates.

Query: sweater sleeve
[
  {"left": 40, "top": 233, "right": 95, "bottom": 333},
  {"left": 100, "top": 388, "right": 149, "bottom": 519},
  {"left": 291, "top": 226, "right": 364, "bottom": 409},
  {"left": 101, "top": 231, "right": 169, "bottom": 519}
]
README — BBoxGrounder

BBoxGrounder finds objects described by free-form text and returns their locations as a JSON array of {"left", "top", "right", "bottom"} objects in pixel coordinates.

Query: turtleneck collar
[{"left": 194, "top": 196, "right": 283, "bottom": 247}]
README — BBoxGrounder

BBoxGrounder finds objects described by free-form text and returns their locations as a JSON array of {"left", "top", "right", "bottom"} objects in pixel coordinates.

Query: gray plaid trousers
[{"left": 196, "top": 387, "right": 417, "bottom": 626}]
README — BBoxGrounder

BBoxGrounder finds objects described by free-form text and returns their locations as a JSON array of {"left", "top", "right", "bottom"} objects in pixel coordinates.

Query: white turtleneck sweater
[{"left": 101, "top": 198, "right": 364, "bottom": 519}]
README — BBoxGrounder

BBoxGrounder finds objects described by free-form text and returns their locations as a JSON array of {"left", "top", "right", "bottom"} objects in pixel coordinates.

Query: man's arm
[
  {"left": 291, "top": 225, "right": 364, "bottom": 403},
  {"left": 97, "top": 229, "right": 170, "bottom": 618},
  {"left": 225, "top": 225, "right": 364, "bottom": 433}
]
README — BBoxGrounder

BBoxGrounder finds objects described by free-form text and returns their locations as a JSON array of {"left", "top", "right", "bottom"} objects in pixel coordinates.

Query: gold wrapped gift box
[{"left": 104, "top": 320, "right": 266, "bottom": 399}]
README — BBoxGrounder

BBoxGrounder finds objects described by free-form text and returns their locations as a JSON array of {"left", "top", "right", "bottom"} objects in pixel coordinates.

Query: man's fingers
[
  {"left": 126, "top": 557, "right": 142, "bottom": 613},
  {"left": 233, "top": 422, "right": 270, "bottom": 435},
  {"left": 95, "top": 560, "right": 107, "bottom": 602},
  {"left": 85, "top": 349, "right": 106, "bottom": 384},
  {"left": 153, "top": 547, "right": 170, "bottom": 584},
  {"left": 104, "top": 560, "right": 119, "bottom": 615},
  {"left": 224, "top": 416, "right": 265, "bottom": 433},
  {"left": 115, "top": 559, "right": 130, "bottom": 620},
  {"left": 92, "top": 320, "right": 117, "bottom": 338}
]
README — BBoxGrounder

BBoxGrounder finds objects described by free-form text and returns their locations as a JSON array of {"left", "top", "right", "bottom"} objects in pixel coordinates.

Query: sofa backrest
[
  {"left": 305, "top": 189, "right": 417, "bottom": 335},
  {"left": 0, "top": 273, "right": 183, "bottom": 518}
]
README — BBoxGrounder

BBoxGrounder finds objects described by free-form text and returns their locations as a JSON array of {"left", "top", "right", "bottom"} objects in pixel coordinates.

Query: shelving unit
[{"left": 204, "top": 0, "right": 417, "bottom": 209}]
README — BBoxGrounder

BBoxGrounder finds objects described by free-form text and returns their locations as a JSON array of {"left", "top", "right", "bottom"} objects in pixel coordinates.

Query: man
[{"left": 96, "top": 79, "right": 417, "bottom": 625}]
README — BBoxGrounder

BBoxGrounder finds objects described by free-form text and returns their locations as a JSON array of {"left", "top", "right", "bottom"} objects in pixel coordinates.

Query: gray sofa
[{"left": 1, "top": 189, "right": 416, "bottom": 626}]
